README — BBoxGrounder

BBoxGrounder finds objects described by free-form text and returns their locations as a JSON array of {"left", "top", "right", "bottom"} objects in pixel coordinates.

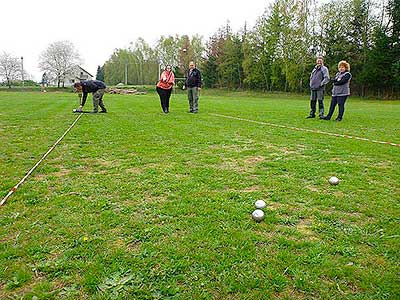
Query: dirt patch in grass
[
  {"left": 94, "top": 158, "right": 116, "bottom": 167},
  {"left": 242, "top": 185, "right": 264, "bottom": 192},
  {"left": 209, "top": 140, "right": 257, "bottom": 153},
  {"left": 125, "top": 167, "right": 143, "bottom": 175},
  {"left": 275, "top": 287, "right": 307, "bottom": 300},
  {"left": 142, "top": 193, "right": 168, "bottom": 204},
  {"left": 53, "top": 168, "right": 71, "bottom": 177},
  {"left": 375, "top": 161, "right": 393, "bottom": 169},
  {"left": 279, "top": 146, "right": 303, "bottom": 156},
  {"left": 219, "top": 158, "right": 247, "bottom": 173},
  {"left": 319, "top": 207, "right": 374, "bottom": 226},
  {"left": 243, "top": 155, "right": 265, "bottom": 165},
  {"left": 333, "top": 191, "right": 345, "bottom": 197},
  {"left": 320, "top": 275, "right": 364, "bottom": 296},
  {"left": 126, "top": 239, "right": 142, "bottom": 251},
  {"left": 267, "top": 201, "right": 287, "bottom": 211},
  {"left": 219, "top": 155, "right": 266, "bottom": 173},
  {"left": 254, "top": 225, "right": 281, "bottom": 241},
  {"left": 108, "top": 238, "right": 130, "bottom": 252},
  {"left": 306, "top": 185, "right": 320, "bottom": 193},
  {"left": 34, "top": 173, "right": 47, "bottom": 180},
  {"left": 295, "top": 218, "right": 319, "bottom": 241}
]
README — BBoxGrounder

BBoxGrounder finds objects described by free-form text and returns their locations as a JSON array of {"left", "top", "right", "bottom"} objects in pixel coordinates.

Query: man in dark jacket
[
  {"left": 185, "top": 61, "right": 202, "bottom": 113},
  {"left": 73, "top": 80, "right": 107, "bottom": 113},
  {"left": 307, "top": 57, "right": 330, "bottom": 119}
]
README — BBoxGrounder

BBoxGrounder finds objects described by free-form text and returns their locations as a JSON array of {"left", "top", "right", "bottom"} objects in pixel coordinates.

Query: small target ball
[{"left": 329, "top": 176, "right": 339, "bottom": 185}]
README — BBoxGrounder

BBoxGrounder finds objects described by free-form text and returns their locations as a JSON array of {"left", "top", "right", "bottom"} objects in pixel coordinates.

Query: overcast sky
[{"left": 2, "top": 0, "right": 271, "bottom": 81}]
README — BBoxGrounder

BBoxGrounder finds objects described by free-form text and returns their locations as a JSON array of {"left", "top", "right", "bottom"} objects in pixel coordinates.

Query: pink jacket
[{"left": 157, "top": 70, "right": 175, "bottom": 90}]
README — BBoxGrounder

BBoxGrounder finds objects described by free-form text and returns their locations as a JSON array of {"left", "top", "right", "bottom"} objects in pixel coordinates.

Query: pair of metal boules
[{"left": 252, "top": 200, "right": 267, "bottom": 222}]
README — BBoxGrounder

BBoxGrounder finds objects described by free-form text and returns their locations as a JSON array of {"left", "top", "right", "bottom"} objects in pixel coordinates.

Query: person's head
[
  {"left": 338, "top": 60, "right": 350, "bottom": 72},
  {"left": 189, "top": 61, "right": 195, "bottom": 69},
  {"left": 165, "top": 65, "right": 172, "bottom": 72},
  {"left": 73, "top": 82, "right": 82, "bottom": 92},
  {"left": 316, "top": 56, "right": 324, "bottom": 66}
]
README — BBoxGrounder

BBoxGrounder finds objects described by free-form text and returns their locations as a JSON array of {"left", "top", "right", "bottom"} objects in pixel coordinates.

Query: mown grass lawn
[{"left": 0, "top": 90, "right": 399, "bottom": 299}]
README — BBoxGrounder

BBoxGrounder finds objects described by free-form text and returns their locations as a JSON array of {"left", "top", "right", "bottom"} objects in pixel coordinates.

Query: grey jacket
[
  {"left": 310, "top": 65, "right": 330, "bottom": 90},
  {"left": 332, "top": 72, "right": 352, "bottom": 96}
]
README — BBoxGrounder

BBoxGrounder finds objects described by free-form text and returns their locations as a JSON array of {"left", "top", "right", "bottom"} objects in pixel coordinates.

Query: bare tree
[
  {"left": 0, "top": 52, "right": 21, "bottom": 88},
  {"left": 38, "top": 40, "right": 82, "bottom": 87}
]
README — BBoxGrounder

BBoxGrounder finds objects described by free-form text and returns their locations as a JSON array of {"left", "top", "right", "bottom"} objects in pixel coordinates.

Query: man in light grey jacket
[{"left": 307, "top": 57, "right": 330, "bottom": 119}]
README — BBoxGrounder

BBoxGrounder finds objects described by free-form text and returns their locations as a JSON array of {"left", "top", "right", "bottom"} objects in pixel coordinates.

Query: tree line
[
  {"left": 100, "top": 0, "right": 399, "bottom": 98},
  {"left": 1, "top": 0, "right": 398, "bottom": 97}
]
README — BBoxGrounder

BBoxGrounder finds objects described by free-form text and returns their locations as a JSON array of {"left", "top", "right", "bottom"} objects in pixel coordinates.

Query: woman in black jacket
[{"left": 323, "top": 61, "right": 352, "bottom": 121}]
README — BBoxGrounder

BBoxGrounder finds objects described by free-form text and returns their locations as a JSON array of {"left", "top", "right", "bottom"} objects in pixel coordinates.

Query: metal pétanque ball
[
  {"left": 252, "top": 209, "right": 265, "bottom": 222},
  {"left": 254, "top": 200, "right": 266, "bottom": 209}
]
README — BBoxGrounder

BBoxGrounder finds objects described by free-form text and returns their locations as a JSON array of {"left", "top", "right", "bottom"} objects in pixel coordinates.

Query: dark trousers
[
  {"left": 326, "top": 95, "right": 348, "bottom": 120},
  {"left": 156, "top": 87, "right": 172, "bottom": 112},
  {"left": 187, "top": 87, "right": 199, "bottom": 112},
  {"left": 310, "top": 89, "right": 324, "bottom": 117}
]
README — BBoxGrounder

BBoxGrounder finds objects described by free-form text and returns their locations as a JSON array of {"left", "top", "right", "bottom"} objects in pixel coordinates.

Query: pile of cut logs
[{"left": 107, "top": 88, "right": 146, "bottom": 95}]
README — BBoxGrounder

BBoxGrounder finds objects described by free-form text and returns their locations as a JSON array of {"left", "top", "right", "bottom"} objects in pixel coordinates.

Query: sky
[{"left": 1, "top": 0, "right": 271, "bottom": 81}]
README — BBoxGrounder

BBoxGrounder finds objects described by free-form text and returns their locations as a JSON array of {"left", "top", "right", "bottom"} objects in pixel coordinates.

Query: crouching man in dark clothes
[{"left": 73, "top": 80, "right": 107, "bottom": 113}]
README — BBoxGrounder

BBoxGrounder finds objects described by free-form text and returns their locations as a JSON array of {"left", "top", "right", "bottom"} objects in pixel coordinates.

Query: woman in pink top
[{"left": 156, "top": 65, "right": 175, "bottom": 113}]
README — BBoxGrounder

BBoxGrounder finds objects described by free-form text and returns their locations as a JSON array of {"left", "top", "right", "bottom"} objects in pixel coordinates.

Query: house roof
[{"left": 77, "top": 65, "right": 93, "bottom": 78}]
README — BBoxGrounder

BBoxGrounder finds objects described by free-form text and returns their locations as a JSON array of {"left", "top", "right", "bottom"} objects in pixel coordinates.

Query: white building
[{"left": 64, "top": 65, "right": 94, "bottom": 86}]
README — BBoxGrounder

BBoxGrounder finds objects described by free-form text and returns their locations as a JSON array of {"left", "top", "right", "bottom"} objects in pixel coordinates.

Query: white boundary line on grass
[
  {"left": 0, "top": 113, "right": 84, "bottom": 207},
  {"left": 210, "top": 113, "right": 400, "bottom": 148}
]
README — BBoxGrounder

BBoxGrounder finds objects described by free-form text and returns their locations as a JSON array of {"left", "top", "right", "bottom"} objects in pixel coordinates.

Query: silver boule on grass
[
  {"left": 329, "top": 176, "right": 340, "bottom": 185},
  {"left": 252, "top": 209, "right": 265, "bottom": 222},
  {"left": 254, "top": 200, "right": 266, "bottom": 209}
]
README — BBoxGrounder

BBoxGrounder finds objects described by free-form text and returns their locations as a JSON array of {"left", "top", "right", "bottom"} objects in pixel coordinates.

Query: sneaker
[
  {"left": 306, "top": 115, "right": 315, "bottom": 119},
  {"left": 319, "top": 115, "right": 325, "bottom": 119},
  {"left": 323, "top": 116, "right": 331, "bottom": 120},
  {"left": 99, "top": 110, "right": 107, "bottom": 113},
  {"left": 335, "top": 118, "right": 342, "bottom": 121}
]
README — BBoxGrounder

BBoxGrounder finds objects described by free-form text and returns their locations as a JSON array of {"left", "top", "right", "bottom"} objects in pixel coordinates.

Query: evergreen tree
[
  {"left": 217, "top": 35, "right": 244, "bottom": 88},
  {"left": 96, "top": 65, "right": 104, "bottom": 82},
  {"left": 364, "top": 0, "right": 400, "bottom": 96}
]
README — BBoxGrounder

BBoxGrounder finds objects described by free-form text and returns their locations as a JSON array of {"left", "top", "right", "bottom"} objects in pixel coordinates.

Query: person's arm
[
  {"left": 160, "top": 71, "right": 167, "bottom": 82},
  {"left": 321, "top": 67, "right": 330, "bottom": 86},
  {"left": 81, "top": 91, "right": 88, "bottom": 106},
  {"left": 310, "top": 67, "right": 316, "bottom": 80},
  {"left": 168, "top": 72, "right": 175, "bottom": 85},
  {"left": 333, "top": 73, "right": 351, "bottom": 85}
]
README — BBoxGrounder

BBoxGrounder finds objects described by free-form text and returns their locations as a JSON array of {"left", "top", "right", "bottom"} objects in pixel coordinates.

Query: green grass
[{"left": 0, "top": 90, "right": 399, "bottom": 299}]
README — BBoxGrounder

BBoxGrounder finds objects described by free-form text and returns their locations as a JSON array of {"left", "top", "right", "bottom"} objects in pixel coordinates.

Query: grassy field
[{"left": 0, "top": 90, "right": 399, "bottom": 299}]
